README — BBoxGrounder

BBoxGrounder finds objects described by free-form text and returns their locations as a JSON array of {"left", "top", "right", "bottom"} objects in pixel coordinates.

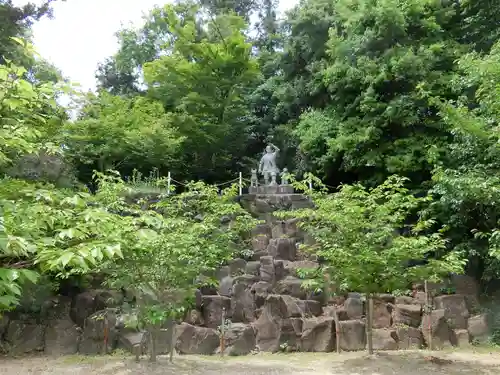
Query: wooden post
[
  {"left": 167, "top": 171, "right": 171, "bottom": 195},
  {"left": 366, "top": 294, "right": 374, "bottom": 354},
  {"left": 425, "top": 280, "right": 432, "bottom": 350},
  {"left": 103, "top": 315, "right": 109, "bottom": 355},
  {"left": 334, "top": 309, "right": 341, "bottom": 353},
  {"left": 239, "top": 172, "right": 243, "bottom": 195},
  {"left": 220, "top": 307, "right": 226, "bottom": 356},
  {"left": 169, "top": 319, "right": 175, "bottom": 363}
]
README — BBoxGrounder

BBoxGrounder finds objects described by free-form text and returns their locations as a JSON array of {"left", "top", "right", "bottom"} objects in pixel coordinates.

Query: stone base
[{"left": 249, "top": 185, "right": 294, "bottom": 195}]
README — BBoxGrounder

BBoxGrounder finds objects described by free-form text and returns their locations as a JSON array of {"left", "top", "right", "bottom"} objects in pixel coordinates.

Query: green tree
[
  {"left": 143, "top": 6, "right": 260, "bottom": 181},
  {"left": 424, "top": 40, "right": 500, "bottom": 283},
  {"left": 64, "top": 92, "right": 184, "bottom": 183},
  {"left": 0, "top": 42, "right": 122, "bottom": 313},
  {"left": 103, "top": 180, "right": 257, "bottom": 361},
  {"left": 281, "top": 175, "right": 465, "bottom": 353}
]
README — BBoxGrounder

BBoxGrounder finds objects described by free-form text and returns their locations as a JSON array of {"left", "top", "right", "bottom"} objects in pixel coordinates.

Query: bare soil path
[{"left": 1, "top": 350, "right": 500, "bottom": 375}]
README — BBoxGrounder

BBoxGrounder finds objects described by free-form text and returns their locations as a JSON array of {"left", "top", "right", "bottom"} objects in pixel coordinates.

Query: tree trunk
[
  {"left": 149, "top": 326, "right": 158, "bottom": 363},
  {"left": 424, "top": 280, "right": 432, "bottom": 350},
  {"left": 334, "top": 308, "right": 341, "bottom": 353},
  {"left": 168, "top": 319, "right": 175, "bottom": 363},
  {"left": 366, "top": 294, "right": 374, "bottom": 355}
]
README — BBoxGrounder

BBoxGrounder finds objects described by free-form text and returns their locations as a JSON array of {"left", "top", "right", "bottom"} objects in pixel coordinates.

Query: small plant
[{"left": 279, "top": 342, "right": 289, "bottom": 352}]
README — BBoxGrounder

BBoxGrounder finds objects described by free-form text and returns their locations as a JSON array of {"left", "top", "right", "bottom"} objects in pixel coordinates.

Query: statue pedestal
[{"left": 249, "top": 185, "right": 295, "bottom": 195}]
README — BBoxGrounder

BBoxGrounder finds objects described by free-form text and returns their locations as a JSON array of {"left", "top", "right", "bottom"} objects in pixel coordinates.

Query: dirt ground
[{"left": 1, "top": 350, "right": 500, "bottom": 375}]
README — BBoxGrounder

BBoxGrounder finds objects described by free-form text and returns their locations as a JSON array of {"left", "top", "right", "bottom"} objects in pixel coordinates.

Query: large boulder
[
  {"left": 433, "top": 294, "right": 469, "bottom": 330},
  {"left": 202, "top": 296, "right": 231, "bottom": 329},
  {"left": 245, "top": 261, "right": 261, "bottom": 276},
  {"left": 117, "top": 331, "right": 148, "bottom": 356},
  {"left": 78, "top": 309, "right": 118, "bottom": 355},
  {"left": 275, "top": 276, "right": 307, "bottom": 300},
  {"left": 338, "top": 320, "right": 365, "bottom": 351},
  {"left": 395, "top": 325, "right": 422, "bottom": 349},
  {"left": 300, "top": 317, "right": 335, "bottom": 352},
  {"left": 372, "top": 299, "right": 392, "bottom": 328},
  {"left": 395, "top": 296, "right": 421, "bottom": 305},
  {"left": 70, "top": 290, "right": 99, "bottom": 327},
  {"left": 393, "top": 304, "right": 422, "bottom": 328},
  {"left": 231, "top": 281, "right": 256, "bottom": 323},
  {"left": 175, "top": 323, "right": 219, "bottom": 355},
  {"left": 44, "top": 318, "right": 80, "bottom": 355},
  {"left": 253, "top": 295, "right": 303, "bottom": 352},
  {"left": 323, "top": 305, "right": 349, "bottom": 321},
  {"left": 219, "top": 276, "right": 234, "bottom": 297},
  {"left": 229, "top": 258, "right": 247, "bottom": 276},
  {"left": 4, "top": 320, "right": 45, "bottom": 354},
  {"left": 184, "top": 309, "right": 205, "bottom": 326},
  {"left": 453, "top": 329, "right": 470, "bottom": 347},
  {"left": 450, "top": 274, "right": 480, "bottom": 311},
  {"left": 376, "top": 294, "right": 395, "bottom": 304},
  {"left": 250, "top": 281, "right": 273, "bottom": 308},
  {"left": 259, "top": 256, "right": 276, "bottom": 283},
  {"left": 251, "top": 224, "right": 272, "bottom": 238},
  {"left": 372, "top": 328, "right": 398, "bottom": 350},
  {"left": 344, "top": 298, "right": 364, "bottom": 319},
  {"left": 69, "top": 290, "right": 122, "bottom": 328},
  {"left": 296, "top": 300, "right": 322, "bottom": 317},
  {"left": 267, "top": 238, "right": 297, "bottom": 261},
  {"left": 421, "top": 309, "right": 453, "bottom": 349},
  {"left": 219, "top": 323, "right": 256, "bottom": 356},
  {"left": 467, "top": 314, "right": 489, "bottom": 343}
]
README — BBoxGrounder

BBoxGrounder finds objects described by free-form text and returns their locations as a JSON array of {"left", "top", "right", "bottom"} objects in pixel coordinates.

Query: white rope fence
[{"left": 127, "top": 171, "right": 338, "bottom": 196}]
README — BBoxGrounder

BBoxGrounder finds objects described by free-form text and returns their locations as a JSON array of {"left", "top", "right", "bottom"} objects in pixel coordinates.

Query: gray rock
[
  {"left": 421, "top": 309, "right": 453, "bottom": 349},
  {"left": 259, "top": 256, "right": 275, "bottom": 283},
  {"left": 70, "top": 290, "right": 99, "bottom": 327},
  {"left": 372, "top": 328, "right": 398, "bottom": 350},
  {"left": 219, "top": 276, "right": 234, "bottom": 297},
  {"left": 372, "top": 299, "right": 392, "bottom": 328},
  {"left": 202, "top": 295, "right": 231, "bottom": 329},
  {"left": 219, "top": 323, "right": 256, "bottom": 356},
  {"left": 275, "top": 276, "right": 307, "bottom": 300},
  {"left": 245, "top": 261, "right": 261, "bottom": 276},
  {"left": 268, "top": 238, "right": 297, "bottom": 261},
  {"left": 231, "top": 282, "right": 256, "bottom": 323},
  {"left": 250, "top": 281, "right": 273, "bottom": 308},
  {"left": 453, "top": 329, "right": 470, "bottom": 347},
  {"left": 44, "top": 318, "right": 80, "bottom": 355},
  {"left": 468, "top": 314, "right": 489, "bottom": 343},
  {"left": 338, "top": 320, "right": 365, "bottom": 351},
  {"left": 184, "top": 309, "right": 204, "bottom": 326},
  {"left": 117, "top": 331, "right": 148, "bottom": 355},
  {"left": 395, "top": 325, "right": 422, "bottom": 349},
  {"left": 229, "top": 258, "right": 247, "bottom": 276},
  {"left": 5, "top": 320, "right": 45, "bottom": 354},
  {"left": 296, "top": 300, "right": 322, "bottom": 317},
  {"left": 79, "top": 309, "right": 117, "bottom": 355},
  {"left": 393, "top": 304, "right": 422, "bottom": 328},
  {"left": 434, "top": 294, "right": 469, "bottom": 330},
  {"left": 175, "top": 323, "right": 219, "bottom": 355},
  {"left": 301, "top": 317, "right": 335, "bottom": 352},
  {"left": 344, "top": 298, "right": 364, "bottom": 319}
]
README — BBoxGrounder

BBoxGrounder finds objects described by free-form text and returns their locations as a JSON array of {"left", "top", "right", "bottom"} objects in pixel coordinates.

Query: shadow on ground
[
  {"left": 2, "top": 351, "right": 500, "bottom": 375},
  {"left": 341, "top": 352, "right": 500, "bottom": 375}
]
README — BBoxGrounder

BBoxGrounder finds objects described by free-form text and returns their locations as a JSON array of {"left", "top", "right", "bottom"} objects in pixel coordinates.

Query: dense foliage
[{"left": 1, "top": 0, "right": 500, "bottom": 350}]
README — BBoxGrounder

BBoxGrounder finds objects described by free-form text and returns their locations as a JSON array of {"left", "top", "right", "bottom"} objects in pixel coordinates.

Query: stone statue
[
  {"left": 258, "top": 143, "right": 280, "bottom": 185},
  {"left": 250, "top": 168, "right": 258, "bottom": 187},
  {"left": 280, "top": 168, "right": 289, "bottom": 185},
  {"left": 270, "top": 171, "right": 277, "bottom": 186}
]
